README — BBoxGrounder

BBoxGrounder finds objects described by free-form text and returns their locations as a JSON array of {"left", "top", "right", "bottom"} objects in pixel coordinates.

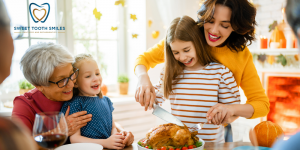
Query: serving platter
[{"left": 137, "top": 138, "right": 205, "bottom": 150}]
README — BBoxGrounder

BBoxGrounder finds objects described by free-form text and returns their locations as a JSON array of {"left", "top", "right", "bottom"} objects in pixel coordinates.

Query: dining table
[{"left": 120, "top": 142, "right": 253, "bottom": 150}]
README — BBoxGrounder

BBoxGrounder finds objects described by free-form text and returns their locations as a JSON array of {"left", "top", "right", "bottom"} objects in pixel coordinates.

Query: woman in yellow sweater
[{"left": 135, "top": 0, "right": 269, "bottom": 125}]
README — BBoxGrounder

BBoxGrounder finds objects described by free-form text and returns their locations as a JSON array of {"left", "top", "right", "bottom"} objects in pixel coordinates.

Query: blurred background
[{"left": 0, "top": 0, "right": 299, "bottom": 142}]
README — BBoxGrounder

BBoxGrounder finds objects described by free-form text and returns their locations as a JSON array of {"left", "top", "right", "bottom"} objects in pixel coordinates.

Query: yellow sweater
[{"left": 134, "top": 39, "right": 270, "bottom": 119}]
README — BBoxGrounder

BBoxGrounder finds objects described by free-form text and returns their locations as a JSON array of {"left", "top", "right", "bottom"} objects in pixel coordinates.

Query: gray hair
[{"left": 20, "top": 42, "right": 74, "bottom": 86}]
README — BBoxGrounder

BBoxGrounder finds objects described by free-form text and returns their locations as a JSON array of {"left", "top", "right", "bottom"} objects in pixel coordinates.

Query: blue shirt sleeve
[
  {"left": 272, "top": 132, "right": 300, "bottom": 150},
  {"left": 60, "top": 97, "right": 83, "bottom": 116},
  {"left": 104, "top": 96, "right": 114, "bottom": 113}
]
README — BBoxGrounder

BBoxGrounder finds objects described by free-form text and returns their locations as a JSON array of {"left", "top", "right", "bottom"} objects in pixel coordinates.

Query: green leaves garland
[
  {"left": 254, "top": 54, "right": 299, "bottom": 67},
  {"left": 276, "top": 54, "right": 287, "bottom": 66}
]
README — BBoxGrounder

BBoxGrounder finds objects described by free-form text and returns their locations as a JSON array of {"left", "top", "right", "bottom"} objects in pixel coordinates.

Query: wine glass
[{"left": 33, "top": 112, "right": 68, "bottom": 150}]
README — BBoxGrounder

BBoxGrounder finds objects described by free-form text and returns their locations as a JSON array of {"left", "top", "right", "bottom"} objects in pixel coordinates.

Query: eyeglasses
[{"left": 49, "top": 68, "right": 79, "bottom": 88}]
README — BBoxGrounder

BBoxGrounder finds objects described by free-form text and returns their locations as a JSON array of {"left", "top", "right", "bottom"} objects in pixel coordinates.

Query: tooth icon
[{"left": 29, "top": 3, "right": 50, "bottom": 23}]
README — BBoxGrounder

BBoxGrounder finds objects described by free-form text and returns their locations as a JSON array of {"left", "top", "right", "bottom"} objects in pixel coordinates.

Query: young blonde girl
[
  {"left": 154, "top": 16, "right": 240, "bottom": 142},
  {"left": 61, "top": 54, "right": 133, "bottom": 149}
]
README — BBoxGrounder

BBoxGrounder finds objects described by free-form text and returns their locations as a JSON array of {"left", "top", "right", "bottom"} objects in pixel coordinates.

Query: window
[
  {"left": 71, "top": 0, "right": 123, "bottom": 85},
  {"left": 1, "top": 0, "right": 125, "bottom": 94},
  {"left": 1, "top": 0, "right": 57, "bottom": 92}
]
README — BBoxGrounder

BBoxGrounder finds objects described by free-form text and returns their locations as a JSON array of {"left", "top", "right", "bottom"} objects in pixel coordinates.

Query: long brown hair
[
  {"left": 73, "top": 53, "right": 103, "bottom": 98},
  {"left": 197, "top": 0, "right": 257, "bottom": 52},
  {"left": 163, "top": 16, "right": 216, "bottom": 99}
]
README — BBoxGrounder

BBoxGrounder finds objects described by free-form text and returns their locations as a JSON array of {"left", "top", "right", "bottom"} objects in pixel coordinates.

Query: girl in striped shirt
[{"left": 153, "top": 16, "right": 241, "bottom": 142}]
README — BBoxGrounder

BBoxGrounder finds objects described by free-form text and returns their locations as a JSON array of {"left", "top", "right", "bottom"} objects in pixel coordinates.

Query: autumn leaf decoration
[
  {"left": 152, "top": 31, "right": 159, "bottom": 39},
  {"left": 111, "top": 27, "right": 118, "bottom": 31},
  {"left": 276, "top": 54, "right": 287, "bottom": 66},
  {"left": 93, "top": 8, "right": 102, "bottom": 20},
  {"left": 268, "top": 21, "right": 278, "bottom": 32},
  {"left": 148, "top": 20, "right": 152, "bottom": 27},
  {"left": 130, "top": 14, "right": 137, "bottom": 21},
  {"left": 267, "top": 55, "right": 275, "bottom": 65},
  {"left": 254, "top": 54, "right": 298, "bottom": 67},
  {"left": 252, "top": 54, "right": 258, "bottom": 62},
  {"left": 258, "top": 54, "right": 267, "bottom": 63},
  {"left": 295, "top": 54, "right": 299, "bottom": 61},
  {"left": 132, "top": 34, "right": 138, "bottom": 38},
  {"left": 115, "top": 0, "right": 125, "bottom": 7}
]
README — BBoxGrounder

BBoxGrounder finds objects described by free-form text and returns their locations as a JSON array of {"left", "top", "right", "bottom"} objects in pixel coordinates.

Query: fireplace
[{"left": 266, "top": 73, "right": 300, "bottom": 135}]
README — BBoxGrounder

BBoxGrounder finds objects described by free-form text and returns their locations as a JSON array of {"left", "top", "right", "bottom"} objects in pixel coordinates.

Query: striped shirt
[{"left": 154, "top": 62, "right": 240, "bottom": 142}]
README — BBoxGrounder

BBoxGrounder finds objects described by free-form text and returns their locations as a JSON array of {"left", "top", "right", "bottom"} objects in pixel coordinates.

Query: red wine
[{"left": 34, "top": 134, "right": 67, "bottom": 148}]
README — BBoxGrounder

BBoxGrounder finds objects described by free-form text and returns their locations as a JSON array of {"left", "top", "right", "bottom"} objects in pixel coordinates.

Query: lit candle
[
  {"left": 260, "top": 36, "right": 268, "bottom": 49},
  {"left": 282, "top": 8, "right": 285, "bottom": 21},
  {"left": 293, "top": 38, "right": 298, "bottom": 48}
]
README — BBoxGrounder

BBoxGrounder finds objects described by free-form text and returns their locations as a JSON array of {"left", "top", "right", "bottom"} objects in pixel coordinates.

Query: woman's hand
[
  {"left": 104, "top": 133, "right": 125, "bottom": 149},
  {"left": 120, "top": 130, "right": 134, "bottom": 146},
  {"left": 65, "top": 106, "right": 92, "bottom": 136},
  {"left": 135, "top": 73, "right": 156, "bottom": 111},
  {"left": 206, "top": 104, "right": 236, "bottom": 125}
]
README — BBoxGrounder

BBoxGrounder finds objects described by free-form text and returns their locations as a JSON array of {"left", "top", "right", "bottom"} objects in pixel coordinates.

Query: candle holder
[{"left": 260, "top": 36, "right": 268, "bottom": 49}]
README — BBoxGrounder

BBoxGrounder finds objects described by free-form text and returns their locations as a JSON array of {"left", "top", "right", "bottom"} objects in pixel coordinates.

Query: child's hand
[
  {"left": 105, "top": 133, "right": 125, "bottom": 149},
  {"left": 120, "top": 130, "right": 134, "bottom": 146},
  {"left": 206, "top": 104, "right": 235, "bottom": 125}
]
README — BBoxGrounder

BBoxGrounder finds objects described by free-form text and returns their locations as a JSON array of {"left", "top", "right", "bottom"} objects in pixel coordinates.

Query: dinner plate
[{"left": 55, "top": 143, "right": 103, "bottom": 150}]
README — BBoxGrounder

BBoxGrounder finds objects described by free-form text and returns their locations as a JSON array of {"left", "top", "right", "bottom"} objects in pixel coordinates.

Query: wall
[
  {"left": 249, "top": 0, "right": 288, "bottom": 50},
  {"left": 253, "top": 0, "right": 286, "bottom": 37}
]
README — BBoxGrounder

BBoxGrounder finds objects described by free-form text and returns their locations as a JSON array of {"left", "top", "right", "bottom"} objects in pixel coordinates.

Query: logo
[
  {"left": 29, "top": 3, "right": 50, "bottom": 23},
  {"left": 14, "top": 2, "right": 65, "bottom": 33}
]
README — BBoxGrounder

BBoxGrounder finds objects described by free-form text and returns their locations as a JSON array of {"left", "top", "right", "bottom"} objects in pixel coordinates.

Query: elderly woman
[{"left": 12, "top": 42, "right": 133, "bottom": 146}]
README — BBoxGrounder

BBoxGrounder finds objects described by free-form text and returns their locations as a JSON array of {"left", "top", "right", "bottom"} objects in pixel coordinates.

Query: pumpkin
[
  {"left": 269, "top": 27, "right": 286, "bottom": 48},
  {"left": 101, "top": 84, "right": 108, "bottom": 96},
  {"left": 249, "top": 121, "right": 284, "bottom": 147}
]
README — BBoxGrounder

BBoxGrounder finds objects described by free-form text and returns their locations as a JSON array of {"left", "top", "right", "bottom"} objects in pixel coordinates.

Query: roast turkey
[{"left": 144, "top": 123, "right": 199, "bottom": 148}]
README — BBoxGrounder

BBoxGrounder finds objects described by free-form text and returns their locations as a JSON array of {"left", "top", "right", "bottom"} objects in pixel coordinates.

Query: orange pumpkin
[
  {"left": 101, "top": 84, "right": 108, "bottom": 96},
  {"left": 269, "top": 27, "right": 286, "bottom": 48},
  {"left": 249, "top": 121, "right": 284, "bottom": 147}
]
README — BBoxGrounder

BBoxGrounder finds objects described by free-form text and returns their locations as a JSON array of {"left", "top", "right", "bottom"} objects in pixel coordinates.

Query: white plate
[
  {"left": 137, "top": 138, "right": 205, "bottom": 150},
  {"left": 55, "top": 143, "right": 103, "bottom": 150}
]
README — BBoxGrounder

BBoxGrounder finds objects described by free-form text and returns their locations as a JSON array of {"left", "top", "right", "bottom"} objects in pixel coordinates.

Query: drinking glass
[{"left": 33, "top": 112, "right": 68, "bottom": 150}]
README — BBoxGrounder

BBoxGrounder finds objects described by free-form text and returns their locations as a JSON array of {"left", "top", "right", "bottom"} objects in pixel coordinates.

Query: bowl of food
[{"left": 137, "top": 123, "right": 205, "bottom": 150}]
